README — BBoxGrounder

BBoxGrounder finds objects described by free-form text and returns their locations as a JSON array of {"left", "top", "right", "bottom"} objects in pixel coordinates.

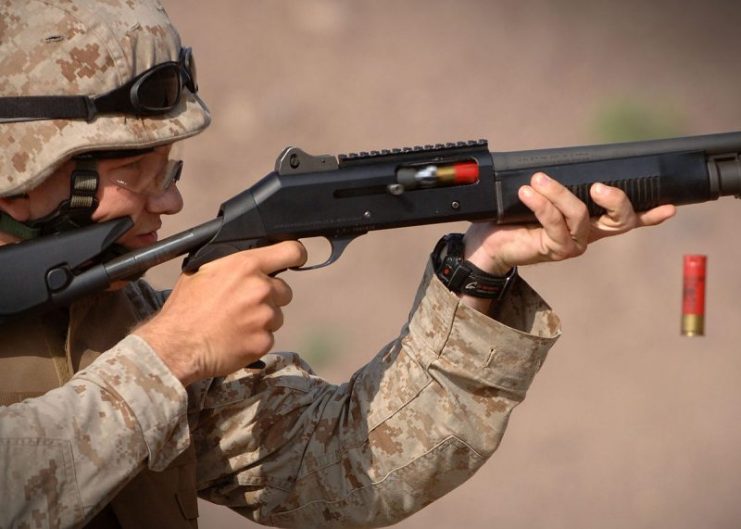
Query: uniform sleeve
[
  {"left": 193, "top": 264, "right": 561, "bottom": 528},
  {"left": 0, "top": 335, "right": 190, "bottom": 529}
]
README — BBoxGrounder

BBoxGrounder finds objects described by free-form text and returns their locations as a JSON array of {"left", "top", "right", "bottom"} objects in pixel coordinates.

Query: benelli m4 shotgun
[{"left": 2, "top": 130, "right": 741, "bottom": 323}]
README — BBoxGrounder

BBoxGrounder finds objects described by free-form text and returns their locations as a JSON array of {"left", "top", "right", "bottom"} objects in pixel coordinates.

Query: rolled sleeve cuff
[
  {"left": 409, "top": 263, "right": 561, "bottom": 396},
  {"left": 73, "top": 334, "right": 190, "bottom": 471}
]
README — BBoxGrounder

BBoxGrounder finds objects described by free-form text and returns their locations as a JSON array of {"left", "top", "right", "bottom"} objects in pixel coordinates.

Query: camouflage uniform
[
  {"left": 0, "top": 1, "right": 561, "bottom": 527},
  {"left": 0, "top": 266, "right": 559, "bottom": 528}
]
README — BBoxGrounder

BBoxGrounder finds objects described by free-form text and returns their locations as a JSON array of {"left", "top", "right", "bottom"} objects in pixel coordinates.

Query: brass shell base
[{"left": 681, "top": 314, "right": 704, "bottom": 336}]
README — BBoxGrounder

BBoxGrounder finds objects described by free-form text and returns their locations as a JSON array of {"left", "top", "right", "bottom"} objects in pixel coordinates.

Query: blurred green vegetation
[
  {"left": 590, "top": 98, "right": 687, "bottom": 143},
  {"left": 299, "top": 326, "right": 343, "bottom": 370}
]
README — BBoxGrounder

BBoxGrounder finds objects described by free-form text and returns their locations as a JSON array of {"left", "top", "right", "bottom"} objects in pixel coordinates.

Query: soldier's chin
[{"left": 120, "top": 231, "right": 158, "bottom": 249}]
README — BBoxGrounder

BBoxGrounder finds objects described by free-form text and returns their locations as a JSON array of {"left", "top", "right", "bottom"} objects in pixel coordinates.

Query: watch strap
[{"left": 432, "top": 233, "right": 517, "bottom": 300}]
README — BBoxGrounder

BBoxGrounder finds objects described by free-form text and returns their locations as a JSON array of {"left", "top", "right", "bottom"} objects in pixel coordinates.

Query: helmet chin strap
[
  {"left": 0, "top": 211, "right": 41, "bottom": 240},
  {"left": 20, "top": 158, "right": 100, "bottom": 238},
  {"left": 3, "top": 148, "right": 153, "bottom": 242},
  {"left": 0, "top": 158, "right": 99, "bottom": 241},
  {"left": 1, "top": 156, "right": 132, "bottom": 265}
]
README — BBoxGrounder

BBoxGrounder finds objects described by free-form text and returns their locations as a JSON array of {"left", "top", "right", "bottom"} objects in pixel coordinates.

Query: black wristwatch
[{"left": 432, "top": 233, "right": 518, "bottom": 300}]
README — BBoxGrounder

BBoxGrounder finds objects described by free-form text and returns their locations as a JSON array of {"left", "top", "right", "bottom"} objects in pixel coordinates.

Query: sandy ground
[{"left": 156, "top": 1, "right": 741, "bottom": 527}]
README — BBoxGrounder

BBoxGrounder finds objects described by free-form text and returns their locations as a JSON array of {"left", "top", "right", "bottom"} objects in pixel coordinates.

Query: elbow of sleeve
[{"left": 266, "top": 435, "right": 489, "bottom": 528}]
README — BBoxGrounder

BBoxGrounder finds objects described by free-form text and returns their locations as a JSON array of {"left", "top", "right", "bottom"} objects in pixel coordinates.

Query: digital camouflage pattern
[
  {"left": 0, "top": 2, "right": 561, "bottom": 525},
  {"left": 0, "top": 0, "right": 210, "bottom": 197},
  {"left": 0, "top": 336, "right": 190, "bottom": 528},
  {"left": 0, "top": 266, "right": 560, "bottom": 528}
]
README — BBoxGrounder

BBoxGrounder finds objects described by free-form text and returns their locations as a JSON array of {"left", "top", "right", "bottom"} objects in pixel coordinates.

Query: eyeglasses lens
[
  {"left": 159, "top": 160, "right": 184, "bottom": 191},
  {"left": 108, "top": 150, "right": 183, "bottom": 196}
]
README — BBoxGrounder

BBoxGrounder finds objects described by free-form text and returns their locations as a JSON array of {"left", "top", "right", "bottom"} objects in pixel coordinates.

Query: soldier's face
[
  {"left": 91, "top": 146, "right": 184, "bottom": 249},
  {"left": 1, "top": 146, "right": 184, "bottom": 249}
]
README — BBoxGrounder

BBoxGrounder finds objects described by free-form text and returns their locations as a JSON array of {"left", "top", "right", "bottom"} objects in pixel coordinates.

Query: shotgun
[{"left": 2, "top": 130, "right": 740, "bottom": 322}]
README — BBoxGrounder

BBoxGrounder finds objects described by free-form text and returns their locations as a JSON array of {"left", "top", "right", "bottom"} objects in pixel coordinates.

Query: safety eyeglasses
[
  {"left": 110, "top": 159, "right": 184, "bottom": 197},
  {"left": 82, "top": 148, "right": 184, "bottom": 197},
  {"left": 0, "top": 47, "right": 197, "bottom": 123}
]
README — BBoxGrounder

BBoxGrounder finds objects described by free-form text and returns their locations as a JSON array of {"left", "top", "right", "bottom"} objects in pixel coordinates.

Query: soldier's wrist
[
  {"left": 134, "top": 321, "right": 202, "bottom": 387},
  {"left": 432, "top": 233, "right": 518, "bottom": 301}
]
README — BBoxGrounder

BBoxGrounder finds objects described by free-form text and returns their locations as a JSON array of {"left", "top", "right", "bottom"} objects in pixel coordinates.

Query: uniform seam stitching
[{"left": 268, "top": 435, "right": 479, "bottom": 517}]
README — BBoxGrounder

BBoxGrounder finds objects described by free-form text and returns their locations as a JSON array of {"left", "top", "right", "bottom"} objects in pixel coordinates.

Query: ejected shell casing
[{"left": 681, "top": 255, "right": 706, "bottom": 336}]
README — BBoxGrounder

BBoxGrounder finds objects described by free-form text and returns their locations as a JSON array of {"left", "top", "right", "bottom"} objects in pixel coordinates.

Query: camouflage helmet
[{"left": 0, "top": 0, "right": 211, "bottom": 197}]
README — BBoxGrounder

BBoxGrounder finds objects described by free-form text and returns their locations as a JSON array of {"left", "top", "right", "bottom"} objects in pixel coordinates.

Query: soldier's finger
[
  {"left": 518, "top": 183, "right": 572, "bottom": 247},
  {"left": 251, "top": 241, "right": 308, "bottom": 274},
  {"left": 590, "top": 183, "right": 634, "bottom": 227},
  {"left": 271, "top": 277, "right": 294, "bottom": 307},
  {"left": 637, "top": 204, "right": 677, "bottom": 226},
  {"left": 529, "top": 172, "right": 590, "bottom": 244},
  {"left": 267, "top": 307, "right": 284, "bottom": 332}
]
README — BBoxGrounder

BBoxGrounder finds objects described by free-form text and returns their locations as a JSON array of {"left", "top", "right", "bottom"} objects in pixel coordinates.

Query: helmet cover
[{"left": 0, "top": 0, "right": 211, "bottom": 197}]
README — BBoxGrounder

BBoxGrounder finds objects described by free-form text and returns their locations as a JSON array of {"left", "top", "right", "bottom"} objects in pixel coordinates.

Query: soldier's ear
[{"left": 0, "top": 195, "right": 31, "bottom": 222}]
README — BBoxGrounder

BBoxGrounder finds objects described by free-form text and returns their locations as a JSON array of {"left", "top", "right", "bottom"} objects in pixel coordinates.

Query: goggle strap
[
  {"left": 0, "top": 96, "right": 94, "bottom": 122},
  {"left": 0, "top": 46, "right": 195, "bottom": 122}
]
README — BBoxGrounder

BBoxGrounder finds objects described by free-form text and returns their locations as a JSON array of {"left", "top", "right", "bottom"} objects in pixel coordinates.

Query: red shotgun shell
[{"left": 681, "top": 255, "right": 706, "bottom": 336}]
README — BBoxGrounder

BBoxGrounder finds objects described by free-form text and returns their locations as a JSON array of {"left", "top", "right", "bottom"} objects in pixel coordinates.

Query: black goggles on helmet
[{"left": 0, "top": 47, "right": 197, "bottom": 123}]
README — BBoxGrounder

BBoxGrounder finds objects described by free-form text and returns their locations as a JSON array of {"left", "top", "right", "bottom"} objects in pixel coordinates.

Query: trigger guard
[{"left": 292, "top": 235, "right": 361, "bottom": 271}]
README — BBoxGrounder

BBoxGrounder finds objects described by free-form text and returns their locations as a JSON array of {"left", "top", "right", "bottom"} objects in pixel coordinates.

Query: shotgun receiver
[{"left": 2, "top": 130, "right": 741, "bottom": 322}]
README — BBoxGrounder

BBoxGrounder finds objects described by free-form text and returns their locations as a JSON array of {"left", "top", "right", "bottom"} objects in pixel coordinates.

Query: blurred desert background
[{"left": 156, "top": 1, "right": 741, "bottom": 527}]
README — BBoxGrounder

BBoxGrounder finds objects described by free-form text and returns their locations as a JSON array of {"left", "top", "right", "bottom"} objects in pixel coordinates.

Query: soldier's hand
[
  {"left": 134, "top": 241, "right": 307, "bottom": 385},
  {"left": 460, "top": 173, "right": 675, "bottom": 310}
]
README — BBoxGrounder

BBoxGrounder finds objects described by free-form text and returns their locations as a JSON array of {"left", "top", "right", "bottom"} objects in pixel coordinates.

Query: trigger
[{"left": 293, "top": 235, "right": 361, "bottom": 271}]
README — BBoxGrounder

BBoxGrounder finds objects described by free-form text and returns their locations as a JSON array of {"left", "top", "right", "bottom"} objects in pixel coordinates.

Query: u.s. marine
[{"left": 0, "top": 0, "right": 675, "bottom": 527}]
